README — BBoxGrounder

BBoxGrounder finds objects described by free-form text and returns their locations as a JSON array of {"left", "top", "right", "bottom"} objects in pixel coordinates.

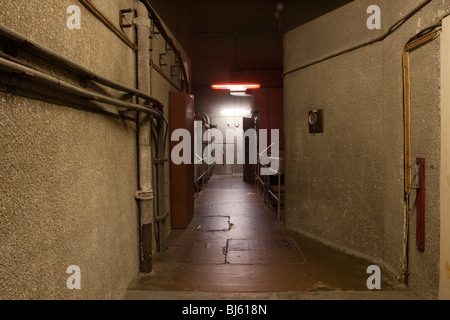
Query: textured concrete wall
[
  {"left": 0, "top": 0, "right": 182, "bottom": 300},
  {"left": 284, "top": 0, "right": 450, "bottom": 299},
  {"left": 408, "top": 37, "right": 441, "bottom": 299}
]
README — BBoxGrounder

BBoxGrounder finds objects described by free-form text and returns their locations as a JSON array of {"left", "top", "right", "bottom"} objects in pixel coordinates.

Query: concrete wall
[
  {"left": 284, "top": 0, "right": 450, "bottom": 299},
  {"left": 0, "top": 0, "right": 185, "bottom": 300},
  {"left": 408, "top": 34, "right": 441, "bottom": 299}
]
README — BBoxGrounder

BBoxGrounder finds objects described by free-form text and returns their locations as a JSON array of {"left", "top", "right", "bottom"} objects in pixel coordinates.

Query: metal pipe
[
  {"left": 79, "top": 0, "right": 136, "bottom": 50},
  {"left": 401, "top": 25, "right": 442, "bottom": 284},
  {"left": 0, "top": 24, "right": 162, "bottom": 108},
  {"left": 283, "top": 0, "right": 433, "bottom": 78},
  {"left": 149, "top": 58, "right": 182, "bottom": 91},
  {"left": 0, "top": 80, "right": 133, "bottom": 122},
  {"left": 0, "top": 8, "right": 170, "bottom": 271},
  {"left": 139, "top": 0, "right": 189, "bottom": 92},
  {"left": 155, "top": 117, "right": 167, "bottom": 253},
  {"left": 136, "top": 2, "right": 169, "bottom": 254},
  {"left": 135, "top": 2, "right": 155, "bottom": 273},
  {"left": 0, "top": 56, "right": 162, "bottom": 117},
  {"left": 278, "top": 167, "right": 281, "bottom": 223},
  {"left": 195, "top": 113, "right": 212, "bottom": 129},
  {"left": 148, "top": 17, "right": 169, "bottom": 254}
]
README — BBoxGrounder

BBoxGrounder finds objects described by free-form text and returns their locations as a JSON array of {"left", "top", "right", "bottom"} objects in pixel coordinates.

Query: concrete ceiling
[{"left": 149, "top": 0, "right": 353, "bottom": 86}]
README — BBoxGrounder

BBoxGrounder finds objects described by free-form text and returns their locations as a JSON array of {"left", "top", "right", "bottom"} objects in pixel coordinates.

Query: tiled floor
[{"left": 124, "top": 175, "right": 421, "bottom": 300}]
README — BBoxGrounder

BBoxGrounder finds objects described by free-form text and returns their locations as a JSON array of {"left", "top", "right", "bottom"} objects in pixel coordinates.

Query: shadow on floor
[{"left": 125, "top": 175, "right": 421, "bottom": 300}]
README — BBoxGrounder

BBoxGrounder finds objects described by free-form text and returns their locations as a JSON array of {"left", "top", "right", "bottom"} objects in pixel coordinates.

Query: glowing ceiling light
[
  {"left": 220, "top": 109, "right": 251, "bottom": 116},
  {"left": 211, "top": 84, "right": 261, "bottom": 91}
]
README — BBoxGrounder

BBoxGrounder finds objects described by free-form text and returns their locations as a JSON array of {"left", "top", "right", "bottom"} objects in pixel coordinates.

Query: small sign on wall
[{"left": 309, "top": 109, "right": 324, "bottom": 134}]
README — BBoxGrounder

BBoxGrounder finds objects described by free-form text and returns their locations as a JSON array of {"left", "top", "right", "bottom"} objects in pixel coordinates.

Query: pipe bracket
[
  {"left": 119, "top": 9, "right": 134, "bottom": 28},
  {"left": 156, "top": 212, "right": 170, "bottom": 222},
  {"left": 159, "top": 53, "right": 168, "bottom": 67},
  {"left": 135, "top": 190, "right": 154, "bottom": 200},
  {"left": 154, "top": 158, "right": 168, "bottom": 164},
  {"left": 170, "top": 66, "right": 178, "bottom": 79}
]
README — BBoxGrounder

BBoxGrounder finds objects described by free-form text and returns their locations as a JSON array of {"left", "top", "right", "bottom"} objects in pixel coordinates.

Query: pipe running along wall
[
  {"left": 78, "top": 0, "right": 189, "bottom": 93},
  {"left": 139, "top": 0, "right": 191, "bottom": 254},
  {"left": 139, "top": 0, "right": 189, "bottom": 92},
  {"left": 401, "top": 25, "right": 442, "bottom": 284},
  {"left": 0, "top": 24, "right": 163, "bottom": 109},
  {"left": 136, "top": 2, "right": 155, "bottom": 272},
  {"left": 283, "top": 0, "right": 433, "bottom": 78},
  {"left": 0, "top": 1, "right": 173, "bottom": 273}
]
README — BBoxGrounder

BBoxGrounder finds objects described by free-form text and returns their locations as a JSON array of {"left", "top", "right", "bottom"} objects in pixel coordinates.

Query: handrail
[
  {"left": 195, "top": 164, "right": 216, "bottom": 184},
  {"left": 255, "top": 158, "right": 285, "bottom": 223}
]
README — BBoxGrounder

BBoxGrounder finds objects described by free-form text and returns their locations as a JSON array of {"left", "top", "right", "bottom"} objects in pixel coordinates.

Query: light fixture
[
  {"left": 211, "top": 84, "right": 261, "bottom": 91},
  {"left": 211, "top": 83, "right": 261, "bottom": 98},
  {"left": 230, "top": 90, "right": 255, "bottom": 97},
  {"left": 220, "top": 108, "right": 251, "bottom": 117}
]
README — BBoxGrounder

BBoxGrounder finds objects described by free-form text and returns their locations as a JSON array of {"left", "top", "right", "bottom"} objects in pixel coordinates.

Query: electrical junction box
[{"left": 309, "top": 109, "right": 324, "bottom": 134}]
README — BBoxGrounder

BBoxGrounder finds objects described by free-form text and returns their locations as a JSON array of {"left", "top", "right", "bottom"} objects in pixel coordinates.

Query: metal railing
[
  {"left": 194, "top": 152, "right": 215, "bottom": 197},
  {"left": 255, "top": 148, "right": 285, "bottom": 223}
]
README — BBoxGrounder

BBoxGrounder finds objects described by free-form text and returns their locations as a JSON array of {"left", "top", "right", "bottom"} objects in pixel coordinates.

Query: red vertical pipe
[{"left": 416, "top": 158, "right": 426, "bottom": 250}]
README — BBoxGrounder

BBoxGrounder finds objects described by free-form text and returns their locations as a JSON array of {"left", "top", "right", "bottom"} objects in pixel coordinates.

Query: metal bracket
[
  {"left": 119, "top": 9, "right": 134, "bottom": 28},
  {"left": 151, "top": 22, "right": 161, "bottom": 38},
  {"left": 135, "top": 190, "right": 154, "bottom": 201},
  {"left": 165, "top": 42, "right": 173, "bottom": 53},
  {"left": 156, "top": 212, "right": 170, "bottom": 222},
  {"left": 170, "top": 66, "right": 178, "bottom": 79},
  {"left": 154, "top": 159, "right": 168, "bottom": 164},
  {"left": 410, "top": 163, "right": 421, "bottom": 190},
  {"left": 159, "top": 53, "right": 167, "bottom": 67}
]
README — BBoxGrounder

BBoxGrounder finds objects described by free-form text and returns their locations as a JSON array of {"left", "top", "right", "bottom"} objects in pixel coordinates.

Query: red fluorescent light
[{"left": 211, "top": 84, "right": 261, "bottom": 91}]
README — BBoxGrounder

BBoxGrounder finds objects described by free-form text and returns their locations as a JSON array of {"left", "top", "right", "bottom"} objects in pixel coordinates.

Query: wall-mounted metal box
[{"left": 309, "top": 109, "right": 324, "bottom": 134}]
